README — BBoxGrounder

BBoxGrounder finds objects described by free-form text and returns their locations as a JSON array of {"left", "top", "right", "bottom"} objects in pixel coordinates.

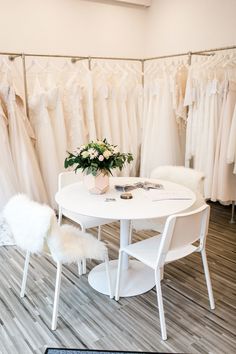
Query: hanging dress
[
  {"left": 227, "top": 103, "right": 236, "bottom": 174},
  {"left": 0, "top": 77, "right": 48, "bottom": 204},
  {"left": 63, "top": 75, "right": 88, "bottom": 151},
  {"left": 0, "top": 103, "right": 19, "bottom": 210},
  {"left": 84, "top": 70, "right": 97, "bottom": 141},
  {"left": 94, "top": 82, "right": 112, "bottom": 142},
  {"left": 211, "top": 80, "right": 236, "bottom": 202},
  {"left": 46, "top": 75, "right": 68, "bottom": 170},
  {"left": 126, "top": 83, "right": 142, "bottom": 176},
  {"left": 28, "top": 77, "right": 59, "bottom": 208}
]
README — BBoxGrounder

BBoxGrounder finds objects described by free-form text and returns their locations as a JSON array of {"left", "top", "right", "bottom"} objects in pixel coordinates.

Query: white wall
[
  {"left": 0, "top": 0, "right": 235, "bottom": 59},
  {"left": 145, "top": 0, "right": 236, "bottom": 57},
  {"left": 0, "top": 0, "right": 146, "bottom": 58}
]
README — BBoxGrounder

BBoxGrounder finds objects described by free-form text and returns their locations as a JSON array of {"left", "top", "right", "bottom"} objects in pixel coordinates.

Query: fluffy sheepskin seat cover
[
  {"left": 150, "top": 165, "right": 205, "bottom": 194},
  {"left": 3, "top": 194, "right": 107, "bottom": 263},
  {"left": 3, "top": 194, "right": 54, "bottom": 253}
]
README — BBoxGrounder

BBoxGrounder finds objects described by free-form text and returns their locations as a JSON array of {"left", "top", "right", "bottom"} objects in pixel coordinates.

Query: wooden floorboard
[{"left": 0, "top": 202, "right": 235, "bottom": 354}]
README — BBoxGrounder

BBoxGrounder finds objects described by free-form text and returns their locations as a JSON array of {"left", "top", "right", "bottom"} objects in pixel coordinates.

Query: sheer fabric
[
  {"left": 0, "top": 70, "right": 47, "bottom": 208},
  {"left": 140, "top": 61, "right": 187, "bottom": 177},
  {"left": 184, "top": 54, "right": 236, "bottom": 202}
]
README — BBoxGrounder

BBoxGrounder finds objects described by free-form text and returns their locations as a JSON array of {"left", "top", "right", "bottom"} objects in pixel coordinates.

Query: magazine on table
[{"left": 114, "top": 181, "right": 164, "bottom": 192}]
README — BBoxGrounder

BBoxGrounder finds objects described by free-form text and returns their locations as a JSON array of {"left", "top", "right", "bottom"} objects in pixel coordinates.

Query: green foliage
[{"left": 64, "top": 139, "right": 134, "bottom": 176}]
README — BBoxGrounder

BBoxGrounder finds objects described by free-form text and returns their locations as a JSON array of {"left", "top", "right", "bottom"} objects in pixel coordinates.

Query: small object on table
[
  {"left": 115, "top": 182, "right": 163, "bottom": 192},
  {"left": 120, "top": 192, "right": 133, "bottom": 200},
  {"left": 105, "top": 198, "right": 116, "bottom": 202}
]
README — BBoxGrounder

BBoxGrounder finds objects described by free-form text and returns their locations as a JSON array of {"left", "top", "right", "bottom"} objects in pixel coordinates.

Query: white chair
[
  {"left": 58, "top": 171, "right": 116, "bottom": 274},
  {"left": 132, "top": 165, "right": 206, "bottom": 234},
  {"left": 115, "top": 204, "right": 215, "bottom": 340},
  {"left": 3, "top": 194, "right": 113, "bottom": 331}
]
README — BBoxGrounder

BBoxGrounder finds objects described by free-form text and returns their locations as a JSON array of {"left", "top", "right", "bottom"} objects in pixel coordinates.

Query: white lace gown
[
  {"left": 227, "top": 103, "right": 236, "bottom": 174},
  {"left": 63, "top": 78, "right": 88, "bottom": 151},
  {"left": 141, "top": 75, "right": 183, "bottom": 177},
  {"left": 84, "top": 70, "right": 97, "bottom": 141},
  {"left": 0, "top": 78, "right": 48, "bottom": 205},
  {"left": 202, "top": 79, "right": 222, "bottom": 198},
  {"left": 126, "top": 84, "right": 143, "bottom": 176},
  {"left": 108, "top": 86, "right": 121, "bottom": 148},
  {"left": 211, "top": 80, "right": 236, "bottom": 202},
  {"left": 28, "top": 77, "right": 59, "bottom": 208},
  {"left": 47, "top": 84, "right": 68, "bottom": 170},
  {"left": 94, "top": 83, "right": 112, "bottom": 142},
  {"left": 0, "top": 104, "right": 19, "bottom": 210}
]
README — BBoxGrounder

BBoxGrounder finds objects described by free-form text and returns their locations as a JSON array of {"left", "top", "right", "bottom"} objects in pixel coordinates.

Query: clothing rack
[
  {"left": 0, "top": 45, "right": 235, "bottom": 222},
  {"left": 144, "top": 44, "right": 236, "bottom": 61}
]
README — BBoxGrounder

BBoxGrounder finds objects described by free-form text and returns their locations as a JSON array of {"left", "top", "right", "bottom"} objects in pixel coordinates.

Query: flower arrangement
[{"left": 64, "top": 139, "right": 133, "bottom": 176}]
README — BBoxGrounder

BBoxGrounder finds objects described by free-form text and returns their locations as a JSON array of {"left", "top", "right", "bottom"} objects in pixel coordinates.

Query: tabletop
[{"left": 55, "top": 177, "right": 196, "bottom": 220}]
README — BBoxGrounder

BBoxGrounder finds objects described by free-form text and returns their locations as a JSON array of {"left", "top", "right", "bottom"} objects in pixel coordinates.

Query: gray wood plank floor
[{"left": 0, "top": 202, "right": 235, "bottom": 354}]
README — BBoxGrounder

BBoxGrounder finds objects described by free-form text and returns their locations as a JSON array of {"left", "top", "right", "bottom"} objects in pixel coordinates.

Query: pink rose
[{"left": 99, "top": 155, "right": 104, "bottom": 161}]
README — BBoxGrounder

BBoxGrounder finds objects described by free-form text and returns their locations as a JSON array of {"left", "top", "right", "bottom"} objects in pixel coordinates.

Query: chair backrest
[
  {"left": 3, "top": 194, "right": 55, "bottom": 253},
  {"left": 156, "top": 204, "right": 210, "bottom": 268},
  {"left": 150, "top": 165, "right": 205, "bottom": 194},
  {"left": 58, "top": 171, "right": 83, "bottom": 191}
]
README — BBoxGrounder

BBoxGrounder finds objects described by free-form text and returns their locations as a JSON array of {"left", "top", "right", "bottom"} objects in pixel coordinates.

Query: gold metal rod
[
  {"left": 88, "top": 57, "right": 92, "bottom": 70},
  {"left": 8, "top": 54, "right": 22, "bottom": 61},
  {"left": 188, "top": 52, "right": 192, "bottom": 66},
  {"left": 144, "top": 44, "right": 236, "bottom": 61},
  {"left": 0, "top": 43, "right": 235, "bottom": 63},
  {"left": 141, "top": 60, "right": 144, "bottom": 87},
  {"left": 145, "top": 52, "right": 189, "bottom": 61},
  {"left": 24, "top": 53, "right": 88, "bottom": 59},
  {"left": 0, "top": 51, "right": 24, "bottom": 56},
  {"left": 21, "top": 54, "right": 30, "bottom": 118},
  {"left": 193, "top": 53, "right": 214, "bottom": 56},
  {"left": 71, "top": 56, "right": 142, "bottom": 63},
  {"left": 71, "top": 57, "right": 87, "bottom": 63},
  {"left": 194, "top": 45, "right": 236, "bottom": 54}
]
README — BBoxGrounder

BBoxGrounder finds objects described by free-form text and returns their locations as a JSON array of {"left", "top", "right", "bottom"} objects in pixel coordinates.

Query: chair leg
[
  {"left": 82, "top": 258, "right": 86, "bottom": 274},
  {"left": 80, "top": 225, "right": 87, "bottom": 275},
  {"left": 20, "top": 251, "right": 31, "bottom": 298},
  {"left": 98, "top": 225, "right": 102, "bottom": 241},
  {"left": 78, "top": 259, "right": 83, "bottom": 276},
  {"left": 201, "top": 249, "right": 215, "bottom": 309},
  {"left": 155, "top": 268, "right": 167, "bottom": 341},
  {"left": 128, "top": 221, "right": 132, "bottom": 245},
  {"left": 104, "top": 252, "right": 113, "bottom": 299},
  {"left": 115, "top": 250, "right": 124, "bottom": 301},
  {"left": 52, "top": 261, "right": 62, "bottom": 331},
  {"left": 58, "top": 208, "right": 62, "bottom": 225}
]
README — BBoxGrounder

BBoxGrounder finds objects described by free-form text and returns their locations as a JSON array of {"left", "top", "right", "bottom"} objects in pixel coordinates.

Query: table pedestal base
[{"left": 88, "top": 260, "right": 155, "bottom": 297}]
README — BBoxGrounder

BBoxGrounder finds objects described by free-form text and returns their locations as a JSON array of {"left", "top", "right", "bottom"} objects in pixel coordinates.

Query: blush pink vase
[{"left": 83, "top": 171, "right": 109, "bottom": 194}]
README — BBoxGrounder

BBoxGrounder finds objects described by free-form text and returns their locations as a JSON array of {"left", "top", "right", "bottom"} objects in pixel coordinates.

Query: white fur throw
[
  {"left": 3, "top": 194, "right": 55, "bottom": 253},
  {"left": 47, "top": 224, "right": 107, "bottom": 263},
  {"left": 3, "top": 194, "right": 108, "bottom": 264},
  {"left": 150, "top": 166, "right": 205, "bottom": 194}
]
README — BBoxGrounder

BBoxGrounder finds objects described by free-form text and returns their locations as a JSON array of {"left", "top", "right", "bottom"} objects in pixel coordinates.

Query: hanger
[{"left": 26, "top": 59, "right": 44, "bottom": 72}]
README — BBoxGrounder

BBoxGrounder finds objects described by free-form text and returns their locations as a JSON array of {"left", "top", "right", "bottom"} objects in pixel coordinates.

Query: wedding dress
[
  {"left": 211, "top": 80, "right": 236, "bottom": 201},
  {"left": 46, "top": 75, "right": 68, "bottom": 170},
  {"left": 227, "top": 103, "right": 236, "bottom": 174},
  {"left": 28, "top": 77, "right": 59, "bottom": 208},
  {"left": 0, "top": 74, "right": 48, "bottom": 205},
  {"left": 0, "top": 103, "right": 19, "bottom": 210},
  {"left": 63, "top": 75, "right": 88, "bottom": 151},
  {"left": 141, "top": 68, "right": 183, "bottom": 177}
]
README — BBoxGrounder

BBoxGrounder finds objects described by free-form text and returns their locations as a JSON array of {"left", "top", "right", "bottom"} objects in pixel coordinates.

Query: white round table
[{"left": 55, "top": 177, "right": 196, "bottom": 297}]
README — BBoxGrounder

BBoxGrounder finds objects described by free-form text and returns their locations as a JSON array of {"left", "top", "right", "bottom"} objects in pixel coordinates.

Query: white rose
[
  {"left": 82, "top": 151, "right": 89, "bottom": 158},
  {"left": 103, "top": 150, "right": 112, "bottom": 159}
]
